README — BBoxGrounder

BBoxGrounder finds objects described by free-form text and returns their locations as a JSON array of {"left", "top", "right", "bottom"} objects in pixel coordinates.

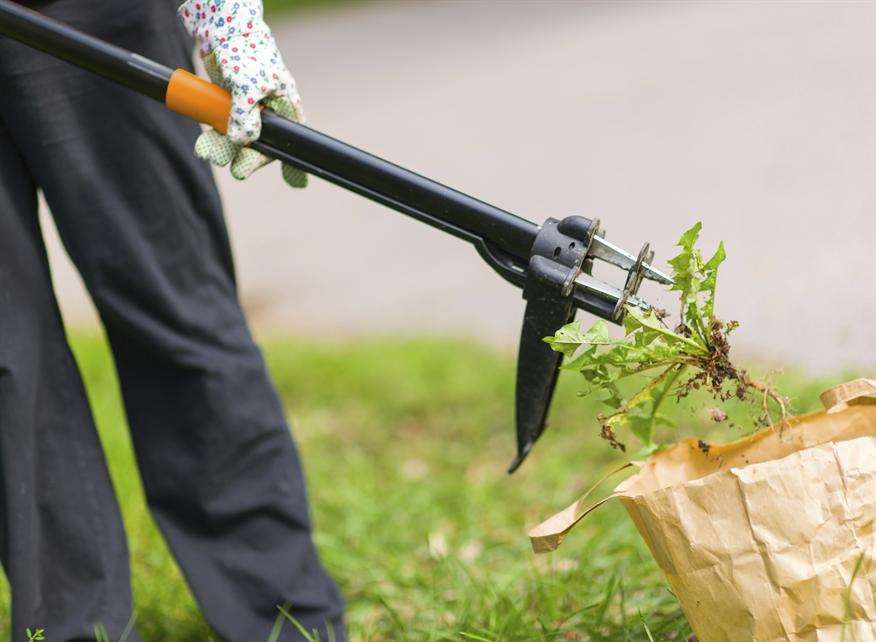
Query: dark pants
[{"left": 0, "top": 1, "right": 345, "bottom": 640}]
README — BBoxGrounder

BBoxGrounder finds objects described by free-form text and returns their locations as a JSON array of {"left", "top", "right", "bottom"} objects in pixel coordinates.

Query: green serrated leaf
[
  {"left": 704, "top": 240, "right": 726, "bottom": 271},
  {"left": 544, "top": 321, "right": 587, "bottom": 357},
  {"left": 624, "top": 306, "right": 705, "bottom": 353},
  {"left": 677, "top": 221, "right": 703, "bottom": 251},
  {"left": 604, "top": 365, "right": 681, "bottom": 446},
  {"left": 581, "top": 320, "right": 614, "bottom": 344},
  {"left": 702, "top": 240, "right": 726, "bottom": 318}
]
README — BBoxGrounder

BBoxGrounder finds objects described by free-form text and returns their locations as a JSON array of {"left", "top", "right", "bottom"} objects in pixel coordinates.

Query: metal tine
[
  {"left": 589, "top": 235, "right": 674, "bottom": 286},
  {"left": 574, "top": 273, "right": 651, "bottom": 311}
]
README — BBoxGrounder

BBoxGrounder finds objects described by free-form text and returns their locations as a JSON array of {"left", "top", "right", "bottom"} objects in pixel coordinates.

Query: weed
[{"left": 546, "top": 222, "right": 787, "bottom": 454}]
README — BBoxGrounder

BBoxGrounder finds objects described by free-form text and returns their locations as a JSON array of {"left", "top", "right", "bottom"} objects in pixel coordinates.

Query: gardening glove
[{"left": 178, "top": 0, "right": 307, "bottom": 187}]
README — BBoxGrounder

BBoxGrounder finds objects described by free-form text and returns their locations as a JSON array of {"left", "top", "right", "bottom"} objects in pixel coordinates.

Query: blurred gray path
[{"left": 46, "top": 1, "right": 876, "bottom": 372}]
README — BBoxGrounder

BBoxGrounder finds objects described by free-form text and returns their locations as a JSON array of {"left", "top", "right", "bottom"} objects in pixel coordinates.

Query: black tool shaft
[
  {"left": 255, "top": 114, "right": 537, "bottom": 258},
  {"left": 0, "top": 0, "right": 538, "bottom": 262}
]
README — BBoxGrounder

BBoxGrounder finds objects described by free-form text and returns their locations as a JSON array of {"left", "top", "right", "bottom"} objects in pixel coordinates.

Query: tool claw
[{"left": 590, "top": 236, "right": 674, "bottom": 286}]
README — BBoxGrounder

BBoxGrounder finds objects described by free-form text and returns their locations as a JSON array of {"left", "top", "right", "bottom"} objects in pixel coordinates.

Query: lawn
[
  {"left": 262, "top": 0, "right": 354, "bottom": 16},
  {"left": 0, "top": 331, "right": 840, "bottom": 641}
]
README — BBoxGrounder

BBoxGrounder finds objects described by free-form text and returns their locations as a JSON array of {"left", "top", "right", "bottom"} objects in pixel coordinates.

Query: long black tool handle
[
  {"left": 254, "top": 114, "right": 535, "bottom": 256},
  {"left": 0, "top": 0, "right": 539, "bottom": 261}
]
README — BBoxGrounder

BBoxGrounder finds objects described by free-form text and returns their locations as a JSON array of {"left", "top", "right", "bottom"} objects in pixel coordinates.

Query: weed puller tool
[{"left": 0, "top": 0, "right": 672, "bottom": 472}]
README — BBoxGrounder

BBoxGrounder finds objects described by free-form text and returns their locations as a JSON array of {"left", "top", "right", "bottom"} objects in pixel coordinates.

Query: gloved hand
[{"left": 178, "top": 0, "right": 307, "bottom": 187}]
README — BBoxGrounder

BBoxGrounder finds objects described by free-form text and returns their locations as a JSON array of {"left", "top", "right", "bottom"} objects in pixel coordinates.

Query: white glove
[{"left": 178, "top": 0, "right": 307, "bottom": 187}]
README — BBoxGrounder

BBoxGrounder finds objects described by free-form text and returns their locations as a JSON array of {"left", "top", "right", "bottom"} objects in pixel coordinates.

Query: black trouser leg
[
  {"left": 0, "top": 121, "right": 137, "bottom": 641},
  {"left": 0, "top": 1, "right": 345, "bottom": 640}
]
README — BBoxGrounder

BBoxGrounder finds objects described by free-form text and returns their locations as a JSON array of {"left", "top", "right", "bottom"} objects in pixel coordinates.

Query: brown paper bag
[{"left": 529, "top": 378, "right": 876, "bottom": 642}]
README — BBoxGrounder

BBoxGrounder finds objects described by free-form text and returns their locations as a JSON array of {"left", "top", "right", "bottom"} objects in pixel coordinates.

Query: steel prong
[
  {"left": 589, "top": 236, "right": 674, "bottom": 286},
  {"left": 573, "top": 273, "right": 652, "bottom": 311}
]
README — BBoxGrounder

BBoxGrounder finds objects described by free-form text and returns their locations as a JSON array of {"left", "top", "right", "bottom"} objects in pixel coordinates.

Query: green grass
[
  {"left": 262, "top": 0, "right": 354, "bottom": 17},
  {"left": 0, "top": 331, "right": 841, "bottom": 641}
]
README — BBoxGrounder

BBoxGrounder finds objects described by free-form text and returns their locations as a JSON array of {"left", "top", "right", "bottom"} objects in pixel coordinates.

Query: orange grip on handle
[{"left": 165, "top": 68, "right": 231, "bottom": 135}]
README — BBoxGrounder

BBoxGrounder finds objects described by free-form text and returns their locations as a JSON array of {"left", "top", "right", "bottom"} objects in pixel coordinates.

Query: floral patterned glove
[{"left": 178, "top": 0, "right": 307, "bottom": 187}]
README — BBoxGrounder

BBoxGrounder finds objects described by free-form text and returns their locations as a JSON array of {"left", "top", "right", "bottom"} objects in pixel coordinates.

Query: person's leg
[
  {"left": 0, "top": 120, "right": 137, "bottom": 640},
  {"left": 0, "top": 2, "right": 344, "bottom": 640}
]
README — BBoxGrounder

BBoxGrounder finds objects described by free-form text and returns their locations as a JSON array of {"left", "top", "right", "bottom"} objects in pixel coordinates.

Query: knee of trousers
[{"left": 0, "top": 244, "right": 68, "bottom": 377}]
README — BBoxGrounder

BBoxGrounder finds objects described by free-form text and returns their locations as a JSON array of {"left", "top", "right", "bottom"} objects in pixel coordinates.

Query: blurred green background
[{"left": 263, "top": 0, "right": 352, "bottom": 16}]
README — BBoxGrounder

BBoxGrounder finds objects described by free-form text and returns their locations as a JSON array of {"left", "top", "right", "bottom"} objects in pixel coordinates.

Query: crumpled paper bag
[{"left": 529, "top": 378, "right": 876, "bottom": 642}]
